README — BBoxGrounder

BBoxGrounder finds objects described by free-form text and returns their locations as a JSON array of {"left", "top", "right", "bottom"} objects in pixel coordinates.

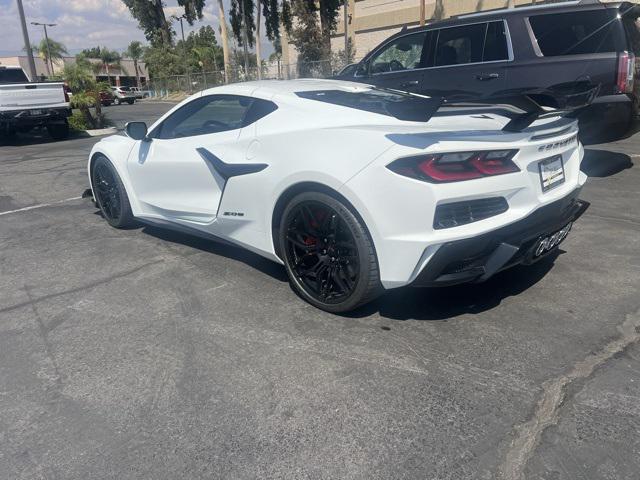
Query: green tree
[
  {"left": 63, "top": 62, "right": 109, "bottom": 129},
  {"left": 289, "top": 0, "right": 326, "bottom": 76},
  {"left": 181, "top": 26, "right": 224, "bottom": 73},
  {"left": 81, "top": 46, "right": 102, "bottom": 58},
  {"left": 97, "top": 48, "right": 123, "bottom": 85},
  {"left": 143, "top": 44, "right": 183, "bottom": 79},
  {"left": 123, "top": 0, "right": 206, "bottom": 46},
  {"left": 125, "top": 41, "right": 145, "bottom": 87},
  {"left": 32, "top": 38, "right": 68, "bottom": 77}
]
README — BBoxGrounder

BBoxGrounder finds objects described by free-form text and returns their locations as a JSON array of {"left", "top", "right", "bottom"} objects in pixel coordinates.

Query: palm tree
[
  {"left": 125, "top": 41, "right": 144, "bottom": 88},
  {"left": 98, "top": 48, "right": 123, "bottom": 86},
  {"left": 32, "top": 38, "right": 68, "bottom": 77},
  {"left": 217, "top": 0, "right": 231, "bottom": 83},
  {"left": 63, "top": 63, "right": 108, "bottom": 129}
]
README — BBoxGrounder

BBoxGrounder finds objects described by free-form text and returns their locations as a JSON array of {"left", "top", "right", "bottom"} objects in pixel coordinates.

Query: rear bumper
[
  {"left": 577, "top": 94, "right": 635, "bottom": 140},
  {"left": 412, "top": 188, "right": 589, "bottom": 287},
  {"left": 0, "top": 107, "right": 71, "bottom": 128}
]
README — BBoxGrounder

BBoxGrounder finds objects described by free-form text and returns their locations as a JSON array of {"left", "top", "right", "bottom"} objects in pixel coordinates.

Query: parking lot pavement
[{"left": 0, "top": 103, "right": 639, "bottom": 479}]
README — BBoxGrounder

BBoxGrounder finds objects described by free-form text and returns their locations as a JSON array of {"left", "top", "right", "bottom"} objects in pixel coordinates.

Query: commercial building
[{"left": 0, "top": 55, "right": 148, "bottom": 87}]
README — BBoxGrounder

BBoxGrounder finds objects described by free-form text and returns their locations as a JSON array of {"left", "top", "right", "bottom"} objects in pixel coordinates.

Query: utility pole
[
  {"left": 174, "top": 15, "right": 192, "bottom": 92},
  {"left": 16, "top": 0, "right": 37, "bottom": 81},
  {"left": 31, "top": 22, "right": 56, "bottom": 77},
  {"left": 239, "top": 0, "right": 250, "bottom": 79}
]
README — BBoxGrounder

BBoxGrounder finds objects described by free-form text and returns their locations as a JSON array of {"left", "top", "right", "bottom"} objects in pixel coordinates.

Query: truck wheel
[
  {"left": 47, "top": 122, "right": 69, "bottom": 140},
  {"left": 114, "top": 97, "right": 121, "bottom": 105},
  {"left": 127, "top": 99, "right": 135, "bottom": 105}
]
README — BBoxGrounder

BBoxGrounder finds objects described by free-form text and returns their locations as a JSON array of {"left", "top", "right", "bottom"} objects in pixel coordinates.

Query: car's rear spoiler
[{"left": 430, "top": 81, "right": 601, "bottom": 132}]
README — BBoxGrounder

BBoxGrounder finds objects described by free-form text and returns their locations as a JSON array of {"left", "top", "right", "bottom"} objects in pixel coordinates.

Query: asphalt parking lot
[{"left": 1, "top": 102, "right": 639, "bottom": 480}]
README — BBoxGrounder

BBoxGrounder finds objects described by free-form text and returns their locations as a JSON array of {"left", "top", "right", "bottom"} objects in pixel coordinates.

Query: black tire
[
  {"left": 47, "top": 121, "right": 69, "bottom": 140},
  {"left": 279, "top": 191, "right": 382, "bottom": 313},
  {"left": 91, "top": 155, "right": 136, "bottom": 228},
  {"left": 113, "top": 97, "right": 121, "bottom": 105},
  {"left": 127, "top": 99, "right": 135, "bottom": 105}
]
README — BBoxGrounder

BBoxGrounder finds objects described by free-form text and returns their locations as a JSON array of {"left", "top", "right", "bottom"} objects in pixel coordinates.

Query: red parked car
[{"left": 99, "top": 90, "right": 114, "bottom": 107}]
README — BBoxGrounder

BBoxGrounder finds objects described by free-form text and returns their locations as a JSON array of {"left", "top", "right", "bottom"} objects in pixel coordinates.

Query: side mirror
[{"left": 125, "top": 121, "right": 148, "bottom": 141}]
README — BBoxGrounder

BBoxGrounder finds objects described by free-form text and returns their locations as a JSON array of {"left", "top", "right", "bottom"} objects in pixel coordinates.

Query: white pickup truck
[{"left": 0, "top": 65, "right": 71, "bottom": 141}]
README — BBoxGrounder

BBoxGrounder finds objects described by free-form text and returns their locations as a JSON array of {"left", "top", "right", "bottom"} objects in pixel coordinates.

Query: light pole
[
  {"left": 31, "top": 21, "right": 56, "bottom": 77},
  {"left": 16, "top": 0, "right": 37, "bottom": 81},
  {"left": 173, "top": 15, "right": 192, "bottom": 92}
]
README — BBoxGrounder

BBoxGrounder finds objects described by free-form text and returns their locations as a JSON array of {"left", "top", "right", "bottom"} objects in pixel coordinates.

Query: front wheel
[
  {"left": 113, "top": 97, "right": 121, "bottom": 105},
  {"left": 91, "top": 155, "right": 136, "bottom": 228},
  {"left": 279, "top": 191, "right": 382, "bottom": 313}
]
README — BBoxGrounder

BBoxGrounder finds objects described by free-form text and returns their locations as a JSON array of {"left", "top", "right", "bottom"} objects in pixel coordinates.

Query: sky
[{"left": 0, "top": 0, "right": 273, "bottom": 57}]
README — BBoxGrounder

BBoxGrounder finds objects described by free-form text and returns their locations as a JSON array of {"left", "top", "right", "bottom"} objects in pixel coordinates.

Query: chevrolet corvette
[{"left": 86, "top": 79, "right": 591, "bottom": 312}]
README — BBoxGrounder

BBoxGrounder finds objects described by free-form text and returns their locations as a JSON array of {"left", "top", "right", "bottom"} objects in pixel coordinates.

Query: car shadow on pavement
[
  {"left": 581, "top": 149, "right": 633, "bottom": 178},
  {"left": 348, "top": 252, "right": 561, "bottom": 321},
  {"left": 140, "top": 225, "right": 289, "bottom": 283}
]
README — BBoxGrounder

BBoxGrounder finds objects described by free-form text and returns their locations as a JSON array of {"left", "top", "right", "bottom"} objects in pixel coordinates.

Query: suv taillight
[
  {"left": 387, "top": 150, "right": 520, "bottom": 183},
  {"left": 617, "top": 51, "right": 635, "bottom": 94}
]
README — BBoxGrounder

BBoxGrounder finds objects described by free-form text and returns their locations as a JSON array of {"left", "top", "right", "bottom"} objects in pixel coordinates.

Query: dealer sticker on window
[{"left": 538, "top": 155, "right": 565, "bottom": 192}]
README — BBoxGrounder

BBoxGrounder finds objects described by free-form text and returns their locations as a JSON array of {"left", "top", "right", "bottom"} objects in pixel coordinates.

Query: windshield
[{"left": 0, "top": 68, "right": 29, "bottom": 84}]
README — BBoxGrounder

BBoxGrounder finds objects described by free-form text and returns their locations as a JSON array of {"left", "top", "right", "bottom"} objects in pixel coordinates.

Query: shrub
[{"left": 68, "top": 111, "right": 90, "bottom": 131}]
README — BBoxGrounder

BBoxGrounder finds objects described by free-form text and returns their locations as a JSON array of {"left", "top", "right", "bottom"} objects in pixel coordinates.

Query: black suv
[{"left": 343, "top": 0, "right": 640, "bottom": 141}]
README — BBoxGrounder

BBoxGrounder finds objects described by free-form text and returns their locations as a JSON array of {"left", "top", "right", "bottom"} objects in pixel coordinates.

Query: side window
[
  {"left": 529, "top": 10, "right": 619, "bottom": 56},
  {"left": 369, "top": 32, "right": 427, "bottom": 74},
  {"left": 435, "top": 23, "right": 486, "bottom": 66},
  {"left": 151, "top": 95, "right": 276, "bottom": 139},
  {"left": 483, "top": 21, "right": 509, "bottom": 62}
]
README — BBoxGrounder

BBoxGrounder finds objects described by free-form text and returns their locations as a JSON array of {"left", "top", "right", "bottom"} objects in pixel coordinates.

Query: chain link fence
[{"left": 144, "top": 58, "right": 362, "bottom": 98}]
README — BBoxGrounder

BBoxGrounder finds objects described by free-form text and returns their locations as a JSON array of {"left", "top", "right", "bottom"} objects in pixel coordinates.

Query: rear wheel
[
  {"left": 47, "top": 121, "right": 69, "bottom": 140},
  {"left": 279, "top": 191, "right": 382, "bottom": 313},
  {"left": 127, "top": 99, "right": 135, "bottom": 105},
  {"left": 91, "top": 155, "right": 135, "bottom": 228}
]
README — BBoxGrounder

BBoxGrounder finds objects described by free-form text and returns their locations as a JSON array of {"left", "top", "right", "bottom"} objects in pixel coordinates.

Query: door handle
[
  {"left": 476, "top": 73, "right": 500, "bottom": 81},
  {"left": 399, "top": 80, "right": 419, "bottom": 88}
]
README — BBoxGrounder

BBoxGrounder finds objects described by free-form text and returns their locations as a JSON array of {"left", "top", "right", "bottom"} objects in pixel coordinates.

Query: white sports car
[{"left": 86, "top": 79, "right": 591, "bottom": 312}]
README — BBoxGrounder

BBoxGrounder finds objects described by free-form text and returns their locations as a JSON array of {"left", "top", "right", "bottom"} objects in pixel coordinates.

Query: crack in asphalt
[
  {"left": 497, "top": 307, "right": 640, "bottom": 480},
  {"left": 0, "top": 259, "right": 164, "bottom": 314}
]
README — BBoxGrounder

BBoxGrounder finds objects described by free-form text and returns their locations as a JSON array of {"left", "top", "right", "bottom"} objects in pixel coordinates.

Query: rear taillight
[
  {"left": 617, "top": 51, "right": 635, "bottom": 94},
  {"left": 387, "top": 150, "right": 520, "bottom": 183},
  {"left": 63, "top": 83, "right": 70, "bottom": 102}
]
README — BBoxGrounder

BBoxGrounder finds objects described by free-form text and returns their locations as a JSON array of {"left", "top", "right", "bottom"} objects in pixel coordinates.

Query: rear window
[
  {"left": 529, "top": 10, "right": 620, "bottom": 56},
  {"left": 295, "top": 88, "right": 441, "bottom": 122},
  {"left": 0, "top": 68, "right": 29, "bottom": 83}
]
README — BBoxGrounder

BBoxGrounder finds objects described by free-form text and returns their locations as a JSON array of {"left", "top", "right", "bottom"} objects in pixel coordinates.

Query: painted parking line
[{"left": 0, "top": 197, "right": 82, "bottom": 216}]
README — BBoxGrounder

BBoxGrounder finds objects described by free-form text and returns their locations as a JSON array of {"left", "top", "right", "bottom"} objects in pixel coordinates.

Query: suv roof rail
[{"left": 453, "top": 0, "right": 599, "bottom": 20}]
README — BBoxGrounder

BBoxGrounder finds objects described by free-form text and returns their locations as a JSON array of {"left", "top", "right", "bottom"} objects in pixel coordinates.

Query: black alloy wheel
[
  {"left": 280, "top": 192, "right": 382, "bottom": 313},
  {"left": 91, "top": 155, "right": 135, "bottom": 228}
]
